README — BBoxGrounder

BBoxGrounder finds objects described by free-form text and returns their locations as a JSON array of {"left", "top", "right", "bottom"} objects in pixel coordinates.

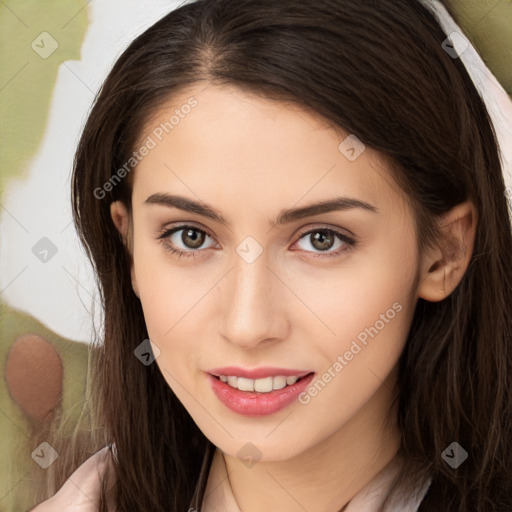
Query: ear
[
  {"left": 417, "top": 200, "right": 477, "bottom": 302},
  {"left": 110, "top": 200, "right": 130, "bottom": 241},
  {"left": 110, "top": 201, "right": 140, "bottom": 299}
]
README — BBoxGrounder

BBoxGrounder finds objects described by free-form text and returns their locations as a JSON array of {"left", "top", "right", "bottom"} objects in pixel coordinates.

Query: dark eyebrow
[{"left": 144, "top": 193, "right": 377, "bottom": 228}]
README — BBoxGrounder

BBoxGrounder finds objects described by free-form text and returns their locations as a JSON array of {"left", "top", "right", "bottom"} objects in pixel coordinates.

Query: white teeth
[
  {"left": 272, "top": 376, "right": 287, "bottom": 390},
  {"left": 237, "top": 377, "right": 254, "bottom": 391},
  {"left": 218, "top": 374, "right": 304, "bottom": 393},
  {"left": 254, "top": 376, "right": 273, "bottom": 392}
]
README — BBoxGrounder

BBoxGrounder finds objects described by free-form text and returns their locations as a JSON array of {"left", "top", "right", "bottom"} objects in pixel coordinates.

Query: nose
[{"left": 218, "top": 252, "right": 290, "bottom": 350}]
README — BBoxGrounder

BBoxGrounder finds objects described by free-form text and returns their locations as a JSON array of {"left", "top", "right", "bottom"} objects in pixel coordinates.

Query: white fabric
[{"left": 421, "top": 0, "right": 512, "bottom": 199}]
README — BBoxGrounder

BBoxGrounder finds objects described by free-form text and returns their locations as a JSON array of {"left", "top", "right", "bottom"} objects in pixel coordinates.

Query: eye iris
[
  {"left": 182, "top": 228, "right": 205, "bottom": 249},
  {"left": 311, "top": 230, "right": 334, "bottom": 251}
]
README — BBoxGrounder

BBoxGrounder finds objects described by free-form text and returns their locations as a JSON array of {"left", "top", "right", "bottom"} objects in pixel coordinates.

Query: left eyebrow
[
  {"left": 272, "top": 197, "right": 378, "bottom": 228},
  {"left": 144, "top": 193, "right": 378, "bottom": 228}
]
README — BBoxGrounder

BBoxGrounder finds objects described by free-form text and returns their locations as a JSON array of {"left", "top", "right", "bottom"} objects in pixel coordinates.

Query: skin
[{"left": 110, "top": 82, "right": 476, "bottom": 512}]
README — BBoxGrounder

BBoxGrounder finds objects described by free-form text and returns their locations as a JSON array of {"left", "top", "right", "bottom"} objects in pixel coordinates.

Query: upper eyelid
[
  {"left": 161, "top": 222, "right": 216, "bottom": 241},
  {"left": 160, "top": 222, "right": 354, "bottom": 245},
  {"left": 164, "top": 217, "right": 357, "bottom": 238}
]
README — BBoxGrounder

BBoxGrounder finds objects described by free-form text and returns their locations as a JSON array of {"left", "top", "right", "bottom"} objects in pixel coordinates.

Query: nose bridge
[{"left": 219, "top": 247, "right": 287, "bottom": 348}]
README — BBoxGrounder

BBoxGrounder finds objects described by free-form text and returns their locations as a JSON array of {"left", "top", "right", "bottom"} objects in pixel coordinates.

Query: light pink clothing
[
  {"left": 29, "top": 446, "right": 112, "bottom": 512},
  {"left": 202, "top": 448, "right": 430, "bottom": 512},
  {"left": 30, "top": 446, "right": 430, "bottom": 511}
]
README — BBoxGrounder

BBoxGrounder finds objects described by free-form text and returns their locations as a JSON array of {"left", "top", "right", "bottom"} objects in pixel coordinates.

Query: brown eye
[
  {"left": 294, "top": 227, "right": 356, "bottom": 258},
  {"left": 181, "top": 228, "right": 206, "bottom": 249},
  {"left": 158, "top": 225, "right": 216, "bottom": 258},
  {"left": 309, "top": 230, "right": 336, "bottom": 251}
]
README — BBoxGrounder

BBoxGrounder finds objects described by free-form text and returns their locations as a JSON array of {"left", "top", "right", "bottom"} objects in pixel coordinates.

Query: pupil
[
  {"left": 183, "top": 229, "right": 204, "bottom": 249},
  {"left": 312, "top": 231, "right": 334, "bottom": 251}
]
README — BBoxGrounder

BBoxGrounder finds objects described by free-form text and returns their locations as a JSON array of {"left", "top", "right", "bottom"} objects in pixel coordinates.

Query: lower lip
[{"left": 207, "top": 372, "right": 315, "bottom": 417}]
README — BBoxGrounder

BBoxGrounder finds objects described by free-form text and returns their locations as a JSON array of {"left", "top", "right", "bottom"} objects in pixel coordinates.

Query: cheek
[
  {"left": 292, "top": 256, "right": 417, "bottom": 431},
  {"left": 135, "top": 262, "right": 206, "bottom": 398},
  {"left": 290, "top": 232, "right": 419, "bottom": 371},
  {"left": 132, "top": 240, "right": 217, "bottom": 374},
  {"left": 136, "top": 267, "right": 204, "bottom": 347},
  {"left": 132, "top": 239, "right": 181, "bottom": 343}
]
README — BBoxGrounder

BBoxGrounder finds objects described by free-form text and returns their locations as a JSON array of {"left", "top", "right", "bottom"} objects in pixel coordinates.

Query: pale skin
[{"left": 110, "top": 82, "right": 477, "bottom": 512}]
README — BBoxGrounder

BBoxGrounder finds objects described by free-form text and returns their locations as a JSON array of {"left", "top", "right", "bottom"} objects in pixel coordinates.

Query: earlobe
[
  {"left": 417, "top": 200, "right": 477, "bottom": 302},
  {"left": 109, "top": 201, "right": 140, "bottom": 299}
]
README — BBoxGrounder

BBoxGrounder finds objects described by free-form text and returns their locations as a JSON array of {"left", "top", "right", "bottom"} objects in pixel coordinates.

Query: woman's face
[{"left": 115, "top": 82, "right": 423, "bottom": 461}]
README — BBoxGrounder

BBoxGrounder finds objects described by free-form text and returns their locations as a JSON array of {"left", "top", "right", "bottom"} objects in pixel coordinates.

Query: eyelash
[{"left": 157, "top": 224, "right": 357, "bottom": 260}]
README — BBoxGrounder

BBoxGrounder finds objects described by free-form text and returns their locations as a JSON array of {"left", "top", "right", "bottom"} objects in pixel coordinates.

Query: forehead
[{"left": 131, "top": 82, "right": 406, "bottom": 221}]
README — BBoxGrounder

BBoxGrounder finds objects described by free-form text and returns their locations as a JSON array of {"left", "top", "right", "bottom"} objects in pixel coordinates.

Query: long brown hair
[{"left": 48, "top": 0, "right": 512, "bottom": 510}]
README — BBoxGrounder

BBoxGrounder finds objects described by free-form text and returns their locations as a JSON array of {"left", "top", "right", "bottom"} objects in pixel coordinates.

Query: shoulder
[{"left": 29, "top": 445, "right": 114, "bottom": 512}]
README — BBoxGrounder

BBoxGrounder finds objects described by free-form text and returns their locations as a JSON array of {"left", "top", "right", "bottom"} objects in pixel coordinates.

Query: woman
[{"left": 31, "top": 0, "right": 512, "bottom": 510}]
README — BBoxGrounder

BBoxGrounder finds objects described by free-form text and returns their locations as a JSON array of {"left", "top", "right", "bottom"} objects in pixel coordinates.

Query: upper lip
[{"left": 207, "top": 367, "right": 314, "bottom": 379}]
